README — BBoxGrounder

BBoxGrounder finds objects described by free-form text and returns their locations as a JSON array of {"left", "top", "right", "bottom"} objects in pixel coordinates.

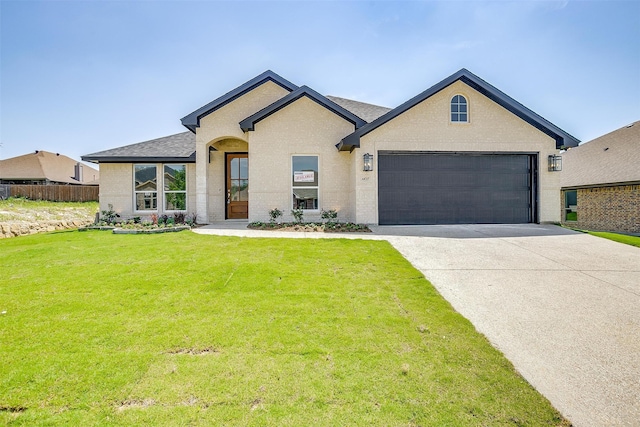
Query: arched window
[{"left": 451, "top": 95, "right": 468, "bottom": 122}]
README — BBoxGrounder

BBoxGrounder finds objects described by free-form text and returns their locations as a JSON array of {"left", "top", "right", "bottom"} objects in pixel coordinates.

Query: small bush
[
  {"left": 268, "top": 208, "right": 283, "bottom": 224},
  {"left": 321, "top": 209, "right": 338, "bottom": 223},
  {"left": 174, "top": 212, "right": 186, "bottom": 225},
  {"left": 100, "top": 204, "right": 120, "bottom": 225},
  {"left": 185, "top": 213, "right": 197, "bottom": 226},
  {"left": 291, "top": 209, "right": 304, "bottom": 223}
]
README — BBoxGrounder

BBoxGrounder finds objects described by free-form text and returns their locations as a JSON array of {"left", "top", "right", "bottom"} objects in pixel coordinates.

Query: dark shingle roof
[
  {"left": 325, "top": 96, "right": 391, "bottom": 123},
  {"left": 561, "top": 121, "right": 640, "bottom": 189},
  {"left": 82, "top": 132, "right": 196, "bottom": 163}
]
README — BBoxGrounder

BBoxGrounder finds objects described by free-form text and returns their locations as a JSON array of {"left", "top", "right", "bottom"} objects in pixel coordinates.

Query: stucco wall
[
  {"left": 195, "top": 81, "right": 291, "bottom": 223},
  {"left": 247, "top": 96, "right": 355, "bottom": 223},
  {"left": 98, "top": 162, "right": 196, "bottom": 220},
  {"left": 562, "top": 185, "right": 640, "bottom": 233},
  {"left": 357, "top": 80, "right": 560, "bottom": 224}
]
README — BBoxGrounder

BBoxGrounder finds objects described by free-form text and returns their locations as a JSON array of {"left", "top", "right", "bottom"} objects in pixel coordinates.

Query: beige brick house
[
  {"left": 83, "top": 69, "right": 578, "bottom": 225},
  {"left": 561, "top": 121, "right": 640, "bottom": 233}
]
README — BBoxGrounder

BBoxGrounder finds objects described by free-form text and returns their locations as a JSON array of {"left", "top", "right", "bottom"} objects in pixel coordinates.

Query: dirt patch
[
  {"left": 167, "top": 347, "right": 219, "bottom": 355},
  {"left": 116, "top": 399, "right": 156, "bottom": 411},
  {"left": 0, "top": 406, "right": 27, "bottom": 413}
]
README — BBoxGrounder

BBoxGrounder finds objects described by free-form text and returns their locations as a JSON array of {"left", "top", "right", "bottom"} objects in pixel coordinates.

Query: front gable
[
  {"left": 239, "top": 86, "right": 366, "bottom": 132},
  {"left": 359, "top": 79, "right": 559, "bottom": 151},
  {"left": 338, "top": 68, "right": 580, "bottom": 151},
  {"left": 180, "top": 70, "right": 298, "bottom": 133}
]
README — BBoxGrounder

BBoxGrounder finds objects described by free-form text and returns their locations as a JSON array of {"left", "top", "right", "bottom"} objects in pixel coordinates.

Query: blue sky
[{"left": 1, "top": 0, "right": 639, "bottom": 163}]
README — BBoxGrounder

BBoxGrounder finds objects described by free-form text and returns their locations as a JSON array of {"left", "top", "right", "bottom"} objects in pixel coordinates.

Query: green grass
[
  {"left": 586, "top": 231, "right": 640, "bottom": 248},
  {"left": 0, "top": 231, "right": 569, "bottom": 426}
]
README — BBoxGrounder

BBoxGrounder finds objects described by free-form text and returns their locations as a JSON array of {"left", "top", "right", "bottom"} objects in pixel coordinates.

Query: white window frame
[
  {"left": 291, "top": 155, "right": 320, "bottom": 211},
  {"left": 133, "top": 164, "right": 158, "bottom": 212},
  {"left": 163, "top": 164, "right": 187, "bottom": 212},
  {"left": 450, "top": 94, "right": 469, "bottom": 123}
]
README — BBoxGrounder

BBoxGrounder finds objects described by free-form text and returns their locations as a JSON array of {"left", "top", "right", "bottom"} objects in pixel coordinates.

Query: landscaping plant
[
  {"left": 290, "top": 208, "right": 304, "bottom": 223},
  {"left": 268, "top": 208, "right": 283, "bottom": 224}
]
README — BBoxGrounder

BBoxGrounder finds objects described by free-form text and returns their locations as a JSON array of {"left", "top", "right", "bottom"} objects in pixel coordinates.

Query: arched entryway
[{"left": 206, "top": 138, "right": 249, "bottom": 221}]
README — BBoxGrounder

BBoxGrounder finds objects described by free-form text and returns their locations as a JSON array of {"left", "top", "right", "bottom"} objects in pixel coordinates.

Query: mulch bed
[{"left": 247, "top": 222, "right": 371, "bottom": 233}]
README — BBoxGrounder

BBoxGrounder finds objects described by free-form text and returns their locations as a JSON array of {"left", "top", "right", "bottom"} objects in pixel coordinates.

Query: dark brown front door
[{"left": 226, "top": 153, "right": 248, "bottom": 219}]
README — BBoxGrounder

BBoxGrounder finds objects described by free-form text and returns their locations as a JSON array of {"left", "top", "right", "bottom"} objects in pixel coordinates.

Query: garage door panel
[{"left": 378, "top": 153, "right": 534, "bottom": 225}]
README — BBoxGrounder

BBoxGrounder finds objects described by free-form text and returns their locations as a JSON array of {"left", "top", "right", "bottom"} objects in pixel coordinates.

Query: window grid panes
[
  {"left": 451, "top": 95, "right": 468, "bottom": 122},
  {"left": 292, "top": 156, "right": 318, "bottom": 210},
  {"left": 229, "top": 157, "right": 248, "bottom": 202},
  {"left": 134, "top": 164, "right": 157, "bottom": 211},
  {"left": 164, "top": 164, "right": 187, "bottom": 211}
]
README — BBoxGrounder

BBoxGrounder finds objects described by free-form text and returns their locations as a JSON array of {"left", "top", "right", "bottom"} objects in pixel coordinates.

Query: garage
[{"left": 378, "top": 152, "right": 537, "bottom": 225}]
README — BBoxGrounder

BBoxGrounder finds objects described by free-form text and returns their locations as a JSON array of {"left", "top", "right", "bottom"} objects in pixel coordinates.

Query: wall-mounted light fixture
[
  {"left": 548, "top": 154, "right": 562, "bottom": 172},
  {"left": 208, "top": 145, "right": 217, "bottom": 163},
  {"left": 363, "top": 153, "right": 374, "bottom": 171}
]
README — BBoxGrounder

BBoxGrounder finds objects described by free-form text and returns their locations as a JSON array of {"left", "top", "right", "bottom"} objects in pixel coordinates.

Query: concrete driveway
[{"left": 195, "top": 223, "right": 640, "bottom": 426}]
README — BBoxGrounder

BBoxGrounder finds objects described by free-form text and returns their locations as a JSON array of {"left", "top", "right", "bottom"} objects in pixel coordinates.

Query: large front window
[
  {"left": 134, "top": 164, "right": 157, "bottom": 211},
  {"left": 164, "top": 164, "right": 186, "bottom": 211},
  {"left": 292, "top": 155, "right": 318, "bottom": 210}
]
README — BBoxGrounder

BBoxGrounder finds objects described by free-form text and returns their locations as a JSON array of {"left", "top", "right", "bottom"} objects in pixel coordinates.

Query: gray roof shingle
[
  {"left": 325, "top": 96, "right": 391, "bottom": 123},
  {"left": 82, "top": 132, "right": 196, "bottom": 163},
  {"left": 561, "top": 121, "right": 640, "bottom": 188}
]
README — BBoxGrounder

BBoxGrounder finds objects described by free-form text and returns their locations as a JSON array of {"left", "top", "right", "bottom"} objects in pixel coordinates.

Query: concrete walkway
[{"left": 193, "top": 223, "right": 640, "bottom": 427}]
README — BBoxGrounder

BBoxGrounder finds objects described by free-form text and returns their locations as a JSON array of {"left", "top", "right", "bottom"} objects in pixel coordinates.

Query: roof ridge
[{"left": 325, "top": 95, "right": 391, "bottom": 110}]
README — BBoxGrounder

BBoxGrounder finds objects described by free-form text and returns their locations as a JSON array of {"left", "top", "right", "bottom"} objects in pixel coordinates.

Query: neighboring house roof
[
  {"left": 325, "top": 96, "right": 392, "bottom": 123},
  {"left": 239, "top": 86, "right": 367, "bottom": 132},
  {"left": 561, "top": 120, "right": 640, "bottom": 189},
  {"left": 82, "top": 132, "right": 196, "bottom": 163},
  {"left": 337, "top": 68, "right": 581, "bottom": 152},
  {"left": 0, "top": 150, "right": 99, "bottom": 185},
  {"left": 181, "top": 70, "right": 298, "bottom": 133}
]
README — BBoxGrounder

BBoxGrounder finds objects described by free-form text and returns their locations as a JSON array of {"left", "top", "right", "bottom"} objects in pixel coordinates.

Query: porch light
[
  {"left": 363, "top": 153, "right": 374, "bottom": 172},
  {"left": 548, "top": 155, "right": 562, "bottom": 172},
  {"left": 208, "top": 145, "right": 217, "bottom": 163}
]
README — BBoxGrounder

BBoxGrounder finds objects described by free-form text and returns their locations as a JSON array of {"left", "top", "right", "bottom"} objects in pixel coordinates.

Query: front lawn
[
  {"left": 586, "top": 230, "right": 640, "bottom": 248},
  {"left": 0, "top": 231, "right": 569, "bottom": 426}
]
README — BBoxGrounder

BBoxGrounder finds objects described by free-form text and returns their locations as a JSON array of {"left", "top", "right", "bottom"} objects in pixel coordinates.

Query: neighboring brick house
[
  {"left": 82, "top": 69, "right": 578, "bottom": 225},
  {"left": 0, "top": 150, "right": 99, "bottom": 185},
  {"left": 561, "top": 121, "right": 640, "bottom": 234}
]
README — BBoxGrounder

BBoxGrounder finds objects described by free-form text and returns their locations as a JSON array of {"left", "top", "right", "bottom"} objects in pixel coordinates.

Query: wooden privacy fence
[{"left": 1, "top": 185, "right": 99, "bottom": 202}]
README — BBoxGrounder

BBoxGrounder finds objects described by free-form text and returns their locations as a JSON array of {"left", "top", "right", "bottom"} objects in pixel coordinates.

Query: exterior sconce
[
  {"left": 363, "top": 153, "right": 374, "bottom": 172},
  {"left": 548, "top": 155, "right": 562, "bottom": 172},
  {"left": 208, "top": 145, "right": 217, "bottom": 163}
]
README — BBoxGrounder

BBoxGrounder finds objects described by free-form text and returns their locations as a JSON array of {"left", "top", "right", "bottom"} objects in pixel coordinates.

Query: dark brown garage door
[{"left": 378, "top": 152, "right": 536, "bottom": 225}]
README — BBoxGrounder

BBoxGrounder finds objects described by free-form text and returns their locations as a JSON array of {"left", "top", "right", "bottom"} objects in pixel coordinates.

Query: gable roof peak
[
  {"left": 181, "top": 70, "right": 298, "bottom": 133},
  {"left": 337, "top": 68, "right": 579, "bottom": 151},
  {"left": 239, "top": 85, "right": 367, "bottom": 132}
]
